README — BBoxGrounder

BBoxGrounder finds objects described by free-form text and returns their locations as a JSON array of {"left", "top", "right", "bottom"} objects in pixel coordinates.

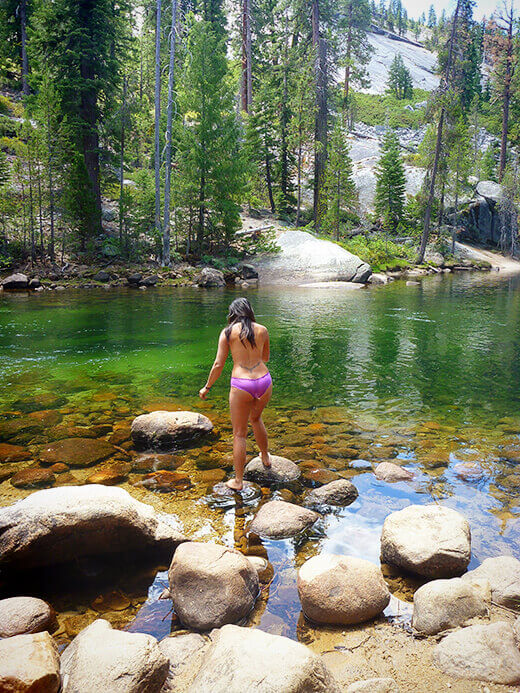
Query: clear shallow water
[{"left": 1, "top": 272, "right": 520, "bottom": 644}]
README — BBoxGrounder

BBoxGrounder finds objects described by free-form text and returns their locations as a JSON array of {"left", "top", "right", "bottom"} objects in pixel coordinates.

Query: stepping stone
[
  {"left": 244, "top": 455, "right": 300, "bottom": 484},
  {"left": 250, "top": 500, "right": 319, "bottom": 539}
]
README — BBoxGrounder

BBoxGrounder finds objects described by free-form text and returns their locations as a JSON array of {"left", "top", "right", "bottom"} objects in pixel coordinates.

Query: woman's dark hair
[{"left": 225, "top": 297, "right": 256, "bottom": 347}]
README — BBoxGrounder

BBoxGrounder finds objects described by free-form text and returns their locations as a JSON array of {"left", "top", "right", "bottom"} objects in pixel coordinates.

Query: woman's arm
[
  {"left": 199, "top": 330, "right": 229, "bottom": 399},
  {"left": 262, "top": 329, "right": 270, "bottom": 362}
]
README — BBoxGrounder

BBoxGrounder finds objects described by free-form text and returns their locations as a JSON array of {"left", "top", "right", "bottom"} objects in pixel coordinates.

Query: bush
[
  {"left": 351, "top": 89, "right": 429, "bottom": 130},
  {"left": 336, "top": 234, "right": 416, "bottom": 272}
]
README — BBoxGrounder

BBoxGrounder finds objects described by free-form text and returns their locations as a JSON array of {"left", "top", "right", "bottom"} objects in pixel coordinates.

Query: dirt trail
[{"left": 454, "top": 242, "right": 520, "bottom": 272}]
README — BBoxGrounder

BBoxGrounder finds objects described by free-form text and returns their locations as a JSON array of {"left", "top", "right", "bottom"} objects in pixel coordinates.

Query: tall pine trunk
[
  {"left": 20, "top": 0, "right": 29, "bottom": 95},
  {"left": 342, "top": 2, "right": 353, "bottom": 127},
  {"left": 119, "top": 75, "right": 127, "bottom": 253},
  {"left": 46, "top": 107, "right": 55, "bottom": 262},
  {"left": 154, "top": 0, "right": 162, "bottom": 241},
  {"left": 79, "top": 53, "right": 102, "bottom": 239},
  {"left": 312, "top": 0, "right": 328, "bottom": 229},
  {"left": 498, "top": 4, "right": 514, "bottom": 181},
  {"left": 162, "top": 0, "right": 178, "bottom": 266},
  {"left": 240, "top": 0, "right": 252, "bottom": 112}
]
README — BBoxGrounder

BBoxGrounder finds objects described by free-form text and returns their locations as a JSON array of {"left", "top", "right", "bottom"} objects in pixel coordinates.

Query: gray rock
[
  {"left": 244, "top": 454, "right": 300, "bottom": 484},
  {"left": 368, "top": 273, "right": 390, "bottom": 285},
  {"left": 28, "top": 277, "right": 41, "bottom": 289},
  {"left": 61, "top": 619, "right": 169, "bottom": 693},
  {"left": 142, "top": 274, "right": 159, "bottom": 286},
  {"left": 94, "top": 270, "right": 111, "bottom": 283},
  {"left": 101, "top": 205, "right": 117, "bottom": 221},
  {"left": 433, "top": 622, "right": 520, "bottom": 685},
  {"left": 424, "top": 246, "right": 445, "bottom": 267},
  {"left": 298, "top": 554, "right": 390, "bottom": 625},
  {"left": 250, "top": 500, "right": 320, "bottom": 539},
  {"left": 188, "top": 624, "right": 340, "bottom": 692},
  {"left": 2, "top": 272, "right": 28, "bottom": 290},
  {"left": 159, "top": 633, "right": 209, "bottom": 692},
  {"left": 198, "top": 267, "right": 225, "bottom": 287},
  {"left": 241, "top": 263, "right": 258, "bottom": 280},
  {"left": 374, "top": 462, "right": 414, "bottom": 483},
  {"left": 0, "top": 596, "right": 57, "bottom": 637},
  {"left": 412, "top": 577, "right": 489, "bottom": 635},
  {"left": 380, "top": 504, "right": 471, "bottom": 578},
  {"left": 127, "top": 273, "right": 142, "bottom": 285},
  {"left": 0, "top": 485, "right": 185, "bottom": 570},
  {"left": 168, "top": 542, "right": 259, "bottom": 630},
  {"left": 305, "top": 479, "right": 358, "bottom": 507},
  {"left": 476, "top": 180, "right": 504, "bottom": 204},
  {"left": 131, "top": 410, "right": 213, "bottom": 450},
  {"left": 254, "top": 230, "right": 371, "bottom": 284},
  {"left": 347, "top": 678, "right": 399, "bottom": 693},
  {"left": 461, "top": 555, "right": 520, "bottom": 608},
  {"left": 0, "top": 631, "right": 60, "bottom": 693}
]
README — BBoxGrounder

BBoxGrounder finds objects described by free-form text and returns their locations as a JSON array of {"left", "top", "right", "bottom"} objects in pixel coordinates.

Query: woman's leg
[
  {"left": 227, "top": 386, "right": 254, "bottom": 490},
  {"left": 250, "top": 383, "right": 272, "bottom": 468}
]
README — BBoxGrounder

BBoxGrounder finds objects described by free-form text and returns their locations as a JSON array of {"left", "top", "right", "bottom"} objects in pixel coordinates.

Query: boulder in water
[
  {"left": 131, "top": 410, "right": 213, "bottom": 450},
  {"left": 197, "top": 267, "right": 225, "bottom": 287},
  {"left": 244, "top": 455, "right": 300, "bottom": 484},
  {"left": 304, "top": 479, "right": 358, "bottom": 507},
  {"left": 0, "top": 596, "right": 57, "bottom": 638},
  {"left": 1, "top": 272, "right": 29, "bottom": 290},
  {"left": 460, "top": 555, "right": 520, "bottom": 608},
  {"left": 249, "top": 500, "right": 320, "bottom": 539}
]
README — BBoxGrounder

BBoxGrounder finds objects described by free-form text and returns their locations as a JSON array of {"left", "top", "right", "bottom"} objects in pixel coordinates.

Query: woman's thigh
[
  {"left": 229, "top": 386, "right": 254, "bottom": 435},
  {"left": 249, "top": 383, "right": 272, "bottom": 422}
]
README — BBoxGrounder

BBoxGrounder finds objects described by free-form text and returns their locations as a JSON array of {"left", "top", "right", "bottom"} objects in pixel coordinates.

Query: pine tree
[
  {"left": 323, "top": 121, "right": 357, "bottom": 239},
  {"left": 481, "top": 142, "right": 499, "bottom": 181},
  {"left": 386, "top": 54, "right": 413, "bottom": 99},
  {"left": 339, "top": 0, "right": 372, "bottom": 128},
  {"left": 427, "top": 4, "right": 437, "bottom": 28},
  {"left": 375, "top": 130, "right": 406, "bottom": 232}
]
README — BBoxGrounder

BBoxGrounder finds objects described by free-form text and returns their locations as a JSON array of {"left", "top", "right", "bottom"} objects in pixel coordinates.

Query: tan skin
[{"left": 199, "top": 322, "right": 272, "bottom": 490}]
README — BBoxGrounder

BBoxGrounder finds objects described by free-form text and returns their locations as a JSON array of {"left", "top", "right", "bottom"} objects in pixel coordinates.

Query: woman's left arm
[{"left": 199, "top": 330, "right": 229, "bottom": 399}]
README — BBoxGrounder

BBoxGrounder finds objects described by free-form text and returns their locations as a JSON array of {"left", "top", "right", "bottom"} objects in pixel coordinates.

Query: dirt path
[{"left": 454, "top": 242, "right": 520, "bottom": 272}]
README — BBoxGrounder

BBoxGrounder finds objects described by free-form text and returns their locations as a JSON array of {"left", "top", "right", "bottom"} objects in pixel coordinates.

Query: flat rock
[
  {"left": 0, "top": 596, "right": 57, "bottom": 638},
  {"left": 131, "top": 411, "right": 213, "bottom": 450},
  {"left": 134, "top": 470, "right": 192, "bottom": 492},
  {"left": 461, "top": 555, "right": 520, "bottom": 607},
  {"left": 159, "top": 633, "right": 209, "bottom": 692},
  {"left": 39, "top": 437, "right": 115, "bottom": 467},
  {"left": 11, "top": 467, "right": 55, "bottom": 488},
  {"left": 380, "top": 504, "right": 471, "bottom": 578},
  {"left": 433, "top": 622, "right": 520, "bottom": 685},
  {"left": 347, "top": 679, "right": 399, "bottom": 693},
  {"left": 61, "top": 619, "right": 169, "bottom": 693},
  {"left": 374, "top": 461, "right": 414, "bottom": 482},
  {"left": 86, "top": 465, "right": 129, "bottom": 485},
  {"left": 0, "top": 485, "right": 185, "bottom": 570},
  {"left": 249, "top": 500, "right": 319, "bottom": 539},
  {"left": 244, "top": 455, "right": 301, "bottom": 484},
  {"left": 0, "top": 631, "right": 60, "bottom": 692},
  {"left": 168, "top": 542, "right": 259, "bottom": 631},
  {"left": 304, "top": 479, "right": 358, "bottom": 507},
  {"left": 0, "top": 442, "right": 31, "bottom": 462},
  {"left": 412, "top": 577, "right": 489, "bottom": 635},
  {"left": 298, "top": 554, "right": 390, "bottom": 625},
  {"left": 187, "top": 624, "right": 340, "bottom": 692},
  {"left": 2, "top": 272, "right": 29, "bottom": 290}
]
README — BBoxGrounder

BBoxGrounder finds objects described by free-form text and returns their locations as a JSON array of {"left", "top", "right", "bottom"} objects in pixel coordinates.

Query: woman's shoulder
[{"left": 253, "top": 322, "right": 268, "bottom": 335}]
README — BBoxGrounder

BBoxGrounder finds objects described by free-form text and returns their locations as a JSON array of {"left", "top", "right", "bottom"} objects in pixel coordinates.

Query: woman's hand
[{"left": 199, "top": 386, "right": 210, "bottom": 400}]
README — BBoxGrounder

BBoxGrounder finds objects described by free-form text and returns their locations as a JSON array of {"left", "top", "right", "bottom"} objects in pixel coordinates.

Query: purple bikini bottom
[{"left": 230, "top": 372, "right": 272, "bottom": 399}]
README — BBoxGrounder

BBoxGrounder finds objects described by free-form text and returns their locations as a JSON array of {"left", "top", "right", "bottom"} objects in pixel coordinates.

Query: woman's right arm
[{"left": 199, "top": 330, "right": 229, "bottom": 399}]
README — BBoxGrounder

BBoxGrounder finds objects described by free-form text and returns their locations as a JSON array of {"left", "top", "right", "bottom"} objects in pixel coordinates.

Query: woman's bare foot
[
  {"left": 261, "top": 452, "right": 271, "bottom": 469},
  {"left": 225, "top": 478, "right": 244, "bottom": 491}
]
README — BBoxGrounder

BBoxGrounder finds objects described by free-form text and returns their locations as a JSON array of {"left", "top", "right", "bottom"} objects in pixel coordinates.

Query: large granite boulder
[
  {"left": 461, "top": 555, "right": 520, "bottom": 608},
  {"left": 0, "top": 596, "right": 57, "bottom": 638},
  {"left": 380, "top": 504, "right": 471, "bottom": 578},
  {"left": 244, "top": 455, "right": 300, "bottom": 484},
  {"left": 297, "top": 554, "right": 390, "bottom": 625},
  {"left": 433, "top": 622, "right": 520, "bottom": 685},
  {"left": 187, "top": 624, "right": 340, "bottom": 692},
  {"left": 0, "top": 631, "right": 60, "bottom": 693},
  {"left": 61, "top": 619, "right": 169, "bottom": 693},
  {"left": 304, "top": 479, "right": 358, "bottom": 507},
  {"left": 249, "top": 500, "right": 320, "bottom": 539},
  {"left": 131, "top": 411, "right": 213, "bottom": 450},
  {"left": 254, "top": 230, "right": 371, "bottom": 284},
  {"left": 168, "top": 542, "right": 259, "bottom": 630},
  {"left": 197, "top": 267, "right": 225, "bottom": 288},
  {"left": 476, "top": 180, "right": 504, "bottom": 204},
  {"left": 412, "top": 577, "right": 489, "bottom": 635},
  {"left": 159, "top": 633, "right": 209, "bottom": 692},
  {"left": 1, "top": 272, "right": 29, "bottom": 290},
  {"left": 0, "top": 485, "right": 185, "bottom": 570}
]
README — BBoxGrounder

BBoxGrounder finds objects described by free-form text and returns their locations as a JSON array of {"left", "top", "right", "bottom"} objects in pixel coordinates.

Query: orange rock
[
  {"left": 0, "top": 443, "right": 31, "bottom": 463},
  {"left": 11, "top": 468, "right": 55, "bottom": 489}
]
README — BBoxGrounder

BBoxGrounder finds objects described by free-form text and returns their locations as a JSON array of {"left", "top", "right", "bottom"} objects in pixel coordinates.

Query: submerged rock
[
  {"left": 38, "top": 437, "right": 115, "bottom": 467},
  {"left": 168, "top": 542, "right": 259, "bottom": 631},
  {"left": 134, "top": 470, "right": 192, "bottom": 492},
  {"left": 380, "top": 504, "right": 471, "bottom": 578},
  {"left": 10, "top": 467, "right": 55, "bottom": 489},
  {"left": 0, "top": 631, "right": 60, "bottom": 692},
  {"left": 298, "top": 554, "right": 390, "bottom": 625},
  {"left": 461, "top": 555, "right": 520, "bottom": 608},
  {"left": 249, "top": 500, "right": 320, "bottom": 539},
  {"left": 433, "top": 622, "right": 520, "bottom": 685},
  {"left": 0, "top": 442, "right": 31, "bottom": 463},
  {"left": 0, "top": 596, "right": 57, "bottom": 638},
  {"left": 0, "top": 485, "right": 185, "bottom": 570},
  {"left": 374, "top": 461, "right": 414, "bottom": 482},
  {"left": 304, "top": 479, "right": 358, "bottom": 507},
  {"left": 244, "top": 454, "right": 301, "bottom": 484},
  {"left": 131, "top": 410, "right": 213, "bottom": 450},
  {"left": 61, "top": 619, "right": 169, "bottom": 693},
  {"left": 188, "top": 624, "right": 340, "bottom": 692}
]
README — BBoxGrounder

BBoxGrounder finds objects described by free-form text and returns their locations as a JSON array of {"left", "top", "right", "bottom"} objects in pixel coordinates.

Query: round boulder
[
  {"left": 304, "top": 479, "right": 358, "bottom": 507},
  {"left": 198, "top": 267, "right": 225, "bottom": 288},
  {"left": 131, "top": 410, "right": 213, "bottom": 450},
  {"left": 374, "top": 462, "right": 414, "bottom": 482},
  {"left": 0, "top": 631, "right": 60, "bottom": 692},
  {"left": 244, "top": 455, "right": 300, "bottom": 484},
  {"left": 249, "top": 500, "right": 320, "bottom": 539},
  {"left": 461, "top": 555, "right": 520, "bottom": 608},
  {"left": 0, "top": 596, "right": 57, "bottom": 638},
  {"left": 298, "top": 554, "right": 390, "bottom": 625},
  {"left": 2, "top": 272, "right": 29, "bottom": 290},
  {"left": 380, "top": 504, "right": 471, "bottom": 578},
  {"left": 168, "top": 542, "right": 259, "bottom": 630}
]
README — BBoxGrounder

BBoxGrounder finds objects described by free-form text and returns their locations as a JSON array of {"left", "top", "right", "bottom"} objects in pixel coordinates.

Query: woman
[{"left": 199, "top": 297, "right": 272, "bottom": 490}]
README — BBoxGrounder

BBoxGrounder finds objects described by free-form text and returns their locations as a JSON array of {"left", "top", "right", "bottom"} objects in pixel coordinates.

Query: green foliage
[
  {"left": 386, "top": 54, "right": 413, "bottom": 100},
  {"left": 351, "top": 89, "right": 428, "bottom": 129},
  {"left": 375, "top": 129, "right": 407, "bottom": 232},
  {"left": 338, "top": 234, "right": 415, "bottom": 272},
  {"left": 323, "top": 121, "right": 357, "bottom": 238},
  {"left": 481, "top": 142, "right": 499, "bottom": 181}
]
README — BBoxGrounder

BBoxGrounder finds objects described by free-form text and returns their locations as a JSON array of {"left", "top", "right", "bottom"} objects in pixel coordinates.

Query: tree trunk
[
  {"left": 312, "top": 0, "right": 328, "bottom": 229},
  {"left": 119, "top": 74, "right": 127, "bottom": 252},
  {"left": 280, "top": 11, "right": 289, "bottom": 207},
  {"left": 240, "top": 0, "right": 252, "bottom": 112},
  {"left": 498, "top": 4, "right": 514, "bottom": 181},
  {"left": 162, "top": 0, "right": 178, "bottom": 266},
  {"left": 46, "top": 106, "right": 55, "bottom": 262},
  {"left": 265, "top": 146, "right": 275, "bottom": 214},
  {"left": 296, "top": 129, "right": 302, "bottom": 226},
  {"left": 154, "top": 0, "right": 162, "bottom": 239},
  {"left": 342, "top": 2, "right": 353, "bottom": 127},
  {"left": 20, "top": 0, "right": 29, "bottom": 95},
  {"left": 79, "top": 53, "right": 102, "bottom": 239}
]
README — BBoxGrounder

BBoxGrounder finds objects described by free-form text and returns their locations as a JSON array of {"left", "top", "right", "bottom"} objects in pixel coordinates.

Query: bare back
[{"left": 227, "top": 322, "right": 269, "bottom": 379}]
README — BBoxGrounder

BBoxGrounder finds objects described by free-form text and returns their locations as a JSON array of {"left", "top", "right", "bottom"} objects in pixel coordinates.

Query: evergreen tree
[
  {"left": 427, "top": 4, "right": 437, "bottom": 28},
  {"left": 339, "top": 0, "right": 373, "bottom": 128},
  {"left": 386, "top": 54, "right": 413, "bottom": 99},
  {"left": 481, "top": 142, "right": 499, "bottom": 181},
  {"left": 375, "top": 130, "right": 406, "bottom": 231},
  {"left": 323, "top": 121, "right": 357, "bottom": 239}
]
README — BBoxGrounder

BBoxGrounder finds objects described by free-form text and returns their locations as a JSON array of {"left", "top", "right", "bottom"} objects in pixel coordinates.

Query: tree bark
[
  {"left": 312, "top": 0, "right": 328, "bottom": 229},
  {"left": 343, "top": 2, "right": 353, "bottom": 127},
  {"left": 498, "top": 3, "right": 514, "bottom": 181},
  {"left": 79, "top": 53, "right": 102, "bottom": 240},
  {"left": 20, "top": 0, "right": 29, "bottom": 95},
  {"left": 154, "top": 0, "right": 162, "bottom": 239},
  {"left": 240, "top": 0, "right": 252, "bottom": 112},
  {"left": 163, "top": 0, "right": 178, "bottom": 265},
  {"left": 119, "top": 74, "right": 127, "bottom": 253},
  {"left": 46, "top": 104, "right": 55, "bottom": 262}
]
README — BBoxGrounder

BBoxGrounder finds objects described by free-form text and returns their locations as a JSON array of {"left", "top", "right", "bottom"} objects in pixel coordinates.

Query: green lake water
[{"left": 1, "top": 271, "right": 520, "bottom": 644}]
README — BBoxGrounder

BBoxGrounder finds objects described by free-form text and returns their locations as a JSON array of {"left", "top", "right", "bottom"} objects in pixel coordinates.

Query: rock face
[
  {"left": 476, "top": 180, "right": 504, "bottom": 203},
  {"left": 159, "top": 633, "right": 209, "bottom": 692},
  {"left": 131, "top": 411, "right": 213, "bottom": 450},
  {"left": 39, "top": 437, "right": 115, "bottom": 467},
  {"left": 298, "top": 555, "right": 390, "bottom": 625},
  {"left": 249, "top": 500, "right": 320, "bottom": 539},
  {"left": 380, "top": 504, "right": 471, "bottom": 578},
  {"left": 0, "top": 631, "right": 60, "bottom": 693},
  {"left": 188, "top": 624, "right": 340, "bottom": 692},
  {"left": 433, "top": 622, "right": 520, "bottom": 685},
  {"left": 1, "top": 272, "right": 29, "bottom": 290},
  {"left": 0, "top": 485, "right": 185, "bottom": 570},
  {"left": 459, "top": 180, "right": 518, "bottom": 248},
  {"left": 412, "top": 578, "right": 489, "bottom": 635},
  {"left": 304, "top": 479, "right": 358, "bottom": 507},
  {"left": 61, "top": 619, "right": 169, "bottom": 693},
  {"left": 168, "top": 542, "right": 259, "bottom": 630},
  {"left": 0, "top": 596, "right": 57, "bottom": 638},
  {"left": 244, "top": 455, "right": 300, "bottom": 484},
  {"left": 254, "top": 230, "right": 371, "bottom": 284},
  {"left": 461, "top": 555, "right": 520, "bottom": 608},
  {"left": 374, "top": 462, "right": 414, "bottom": 482},
  {"left": 198, "top": 267, "right": 225, "bottom": 288}
]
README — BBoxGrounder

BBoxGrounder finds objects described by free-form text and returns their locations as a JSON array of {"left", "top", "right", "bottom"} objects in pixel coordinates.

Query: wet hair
[{"left": 225, "top": 297, "right": 256, "bottom": 347}]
